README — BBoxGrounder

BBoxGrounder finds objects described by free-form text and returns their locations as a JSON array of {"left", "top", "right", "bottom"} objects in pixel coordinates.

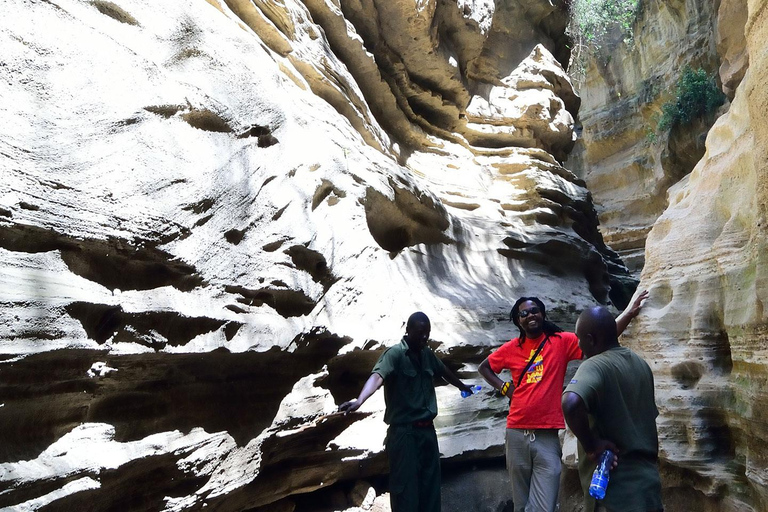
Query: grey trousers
[{"left": 505, "top": 428, "right": 562, "bottom": 512}]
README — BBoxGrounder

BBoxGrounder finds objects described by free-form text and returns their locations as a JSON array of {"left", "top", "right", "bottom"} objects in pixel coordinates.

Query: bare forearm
[
  {"left": 479, "top": 358, "right": 513, "bottom": 398},
  {"left": 356, "top": 373, "right": 384, "bottom": 403},
  {"left": 616, "top": 290, "right": 649, "bottom": 336},
  {"left": 478, "top": 358, "right": 504, "bottom": 389},
  {"left": 615, "top": 312, "right": 633, "bottom": 336},
  {"left": 339, "top": 373, "right": 383, "bottom": 413},
  {"left": 562, "top": 392, "right": 598, "bottom": 454},
  {"left": 441, "top": 365, "right": 469, "bottom": 391}
]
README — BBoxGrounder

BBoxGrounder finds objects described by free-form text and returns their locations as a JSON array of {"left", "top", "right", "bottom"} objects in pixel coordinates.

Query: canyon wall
[
  {"left": 629, "top": 0, "right": 766, "bottom": 508},
  {"left": 565, "top": 0, "right": 734, "bottom": 272},
  {"left": 3, "top": 0, "right": 767, "bottom": 510},
  {"left": 0, "top": 0, "right": 628, "bottom": 510},
  {"left": 570, "top": 0, "right": 767, "bottom": 510}
]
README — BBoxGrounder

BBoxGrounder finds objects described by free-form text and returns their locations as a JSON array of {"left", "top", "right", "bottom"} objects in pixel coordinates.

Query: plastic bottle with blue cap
[
  {"left": 460, "top": 385, "right": 482, "bottom": 398},
  {"left": 589, "top": 449, "right": 614, "bottom": 500}
]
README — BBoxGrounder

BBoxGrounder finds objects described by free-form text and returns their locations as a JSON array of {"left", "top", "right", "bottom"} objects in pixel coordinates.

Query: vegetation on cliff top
[{"left": 566, "top": 0, "right": 640, "bottom": 82}]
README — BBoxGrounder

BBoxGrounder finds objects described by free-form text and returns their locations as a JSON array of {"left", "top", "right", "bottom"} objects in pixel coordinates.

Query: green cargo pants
[{"left": 386, "top": 423, "right": 441, "bottom": 512}]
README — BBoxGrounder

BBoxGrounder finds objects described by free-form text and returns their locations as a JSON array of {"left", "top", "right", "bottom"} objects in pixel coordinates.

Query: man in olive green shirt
[
  {"left": 339, "top": 312, "right": 474, "bottom": 512},
  {"left": 562, "top": 305, "right": 663, "bottom": 512}
]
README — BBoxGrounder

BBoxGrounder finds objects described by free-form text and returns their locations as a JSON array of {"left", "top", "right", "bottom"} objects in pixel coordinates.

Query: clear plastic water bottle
[
  {"left": 589, "top": 449, "right": 614, "bottom": 500},
  {"left": 460, "top": 385, "right": 482, "bottom": 398}
]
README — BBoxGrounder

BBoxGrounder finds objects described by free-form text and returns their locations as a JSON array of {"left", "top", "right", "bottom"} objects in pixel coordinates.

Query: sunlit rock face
[
  {"left": 0, "top": 0, "right": 631, "bottom": 510},
  {"left": 565, "top": 0, "right": 744, "bottom": 273},
  {"left": 624, "top": 1, "right": 768, "bottom": 510},
  {"left": 565, "top": 0, "right": 768, "bottom": 509}
]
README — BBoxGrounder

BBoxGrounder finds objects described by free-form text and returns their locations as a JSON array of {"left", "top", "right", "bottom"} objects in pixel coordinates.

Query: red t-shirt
[{"left": 488, "top": 332, "right": 582, "bottom": 429}]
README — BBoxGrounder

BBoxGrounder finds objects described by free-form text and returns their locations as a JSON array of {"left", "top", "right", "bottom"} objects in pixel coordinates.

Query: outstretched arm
[
  {"left": 479, "top": 358, "right": 513, "bottom": 399},
  {"left": 562, "top": 391, "right": 618, "bottom": 465},
  {"left": 615, "top": 290, "right": 649, "bottom": 336},
  {"left": 441, "top": 365, "right": 472, "bottom": 393},
  {"left": 338, "top": 373, "right": 384, "bottom": 414}
]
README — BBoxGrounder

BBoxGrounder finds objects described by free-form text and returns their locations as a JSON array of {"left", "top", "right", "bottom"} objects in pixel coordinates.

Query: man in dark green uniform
[
  {"left": 561, "top": 305, "right": 663, "bottom": 512},
  {"left": 339, "top": 311, "right": 474, "bottom": 512}
]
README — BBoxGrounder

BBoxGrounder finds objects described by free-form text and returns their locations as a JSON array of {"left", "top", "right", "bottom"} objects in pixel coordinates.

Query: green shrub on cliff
[
  {"left": 657, "top": 67, "right": 725, "bottom": 131},
  {"left": 570, "top": 0, "right": 638, "bottom": 44},
  {"left": 567, "top": 0, "right": 640, "bottom": 82}
]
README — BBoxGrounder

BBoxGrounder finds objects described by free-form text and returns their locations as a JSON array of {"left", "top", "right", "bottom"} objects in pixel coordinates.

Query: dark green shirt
[
  {"left": 565, "top": 346, "right": 662, "bottom": 512},
  {"left": 373, "top": 337, "right": 446, "bottom": 425}
]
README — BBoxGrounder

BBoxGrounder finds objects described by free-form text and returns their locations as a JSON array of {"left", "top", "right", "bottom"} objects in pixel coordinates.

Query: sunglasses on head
[{"left": 517, "top": 306, "right": 541, "bottom": 318}]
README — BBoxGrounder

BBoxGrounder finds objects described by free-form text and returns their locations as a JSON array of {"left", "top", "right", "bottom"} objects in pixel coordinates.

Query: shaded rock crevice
[
  {"left": 12, "top": 453, "right": 209, "bottom": 512},
  {"left": 225, "top": 284, "right": 318, "bottom": 317},
  {"left": 0, "top": 329, "right": 347, "bottom": 463},
  {"left": 364, "top": 181, "right": 452, "bottom": 254},
  {"left": 0, "top": 222, "right": 202, "bottom": 292},
  {"left": 65, "top": 302, "right": 233, "bottom": 348},
  {"left": 222, "top": 245, "right": 338, "bottom": 318},
  {"left": 295, "top": 0, "right": 574, "bottom": 153},
  {"left": 90, "top": 0, "right": 140, "bottom": 26}
]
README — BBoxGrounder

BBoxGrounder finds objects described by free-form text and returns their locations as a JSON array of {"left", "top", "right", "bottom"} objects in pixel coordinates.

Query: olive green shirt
[
  {"left": 565, "top": 346, "right": 662, "bottom": 512},
  {"left": 373, "top": 337, "right": 446, "bottom": 425}
]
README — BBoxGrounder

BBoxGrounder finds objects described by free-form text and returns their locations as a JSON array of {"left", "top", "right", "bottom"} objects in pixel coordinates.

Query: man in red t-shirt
[{"left": 479, "top": 292, "right": 648, "bottom": 512}]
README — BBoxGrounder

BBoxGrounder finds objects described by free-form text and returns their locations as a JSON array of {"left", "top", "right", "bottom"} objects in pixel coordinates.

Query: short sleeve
[
  {"left": 427, "top": 350, "right": 446, "bottom": 377},
  {"left": 564, "top": 359, "right": 602, "bottom": 412},
  {"left": 488, "top": 340, "right": 516, "bottom": 373},
  {"left": 644, "top": 360, "right": 660, "bottom": 418},
  {"left": 561, "top": 332, "right": 583, "bottom": 361},
  {"left": 372, "top": 348, "right": 397, "bottom": 380}
]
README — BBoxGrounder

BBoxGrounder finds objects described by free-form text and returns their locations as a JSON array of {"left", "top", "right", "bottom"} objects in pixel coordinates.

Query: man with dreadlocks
[{"left": 478, "top": 292, "right": 649, "bottom": 512}]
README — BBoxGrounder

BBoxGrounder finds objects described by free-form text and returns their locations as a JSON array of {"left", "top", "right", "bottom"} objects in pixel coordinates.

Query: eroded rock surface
[
  {"left": 620, "top": 2, "right": 768, "bottom": 509},
  {"left": 560, "top": 1, "right": 768, "bottom": 510},
  {"left": 0, "top": 0, "right": 629, "bottom": 510},
  {"left": 566, "top": 0, "right": 746, "bottom": 273}
]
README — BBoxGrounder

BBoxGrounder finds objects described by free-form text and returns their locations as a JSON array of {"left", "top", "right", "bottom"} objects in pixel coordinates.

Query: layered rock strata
[
  {"left": 565, "top": 0, "right": 745, "bottom": 273},
  {"left": 621, "top": 0, "right": 768, "bottom": 509},
  {"left": 0, "top": 0, "right": 630, "bottom": 510}
]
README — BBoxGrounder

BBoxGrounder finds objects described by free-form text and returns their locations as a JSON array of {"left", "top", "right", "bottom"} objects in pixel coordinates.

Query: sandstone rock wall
[
  {"left": 562, "top": 1, "right": 768, "bottom": 510},
  {"left": 0, "top": 0, "right": 632, "bottom": 510},
  {"left": 621, "top": 0, "right": 768, "bottom": 510},
  {"left": 565, "top": 0, "right": 742, "bottom": 273}
]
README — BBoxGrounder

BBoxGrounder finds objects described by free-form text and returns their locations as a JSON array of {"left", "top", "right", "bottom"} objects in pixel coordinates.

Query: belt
[{"left": 412, "top": 420, "right": 433, "bottom": 428}]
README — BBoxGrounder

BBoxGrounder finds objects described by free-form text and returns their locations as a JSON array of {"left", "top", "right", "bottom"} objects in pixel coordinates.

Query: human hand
[
  {"left": 338, "top": 399, "right": 361, "bottom": 414},
  {"left": 586, "top": 439, "right": 619, "bottom": 469},
  {"left": 628, "top": 289, "right": 649, "bottom": 318}
]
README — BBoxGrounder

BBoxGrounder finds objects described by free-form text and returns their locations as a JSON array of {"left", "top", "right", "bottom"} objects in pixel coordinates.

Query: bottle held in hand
[
  {"left": 589, "top": 449, "right": 614, "bottom": 500},
  {"left": 460, "top": 385, "right": 482, "bottom": 398}
]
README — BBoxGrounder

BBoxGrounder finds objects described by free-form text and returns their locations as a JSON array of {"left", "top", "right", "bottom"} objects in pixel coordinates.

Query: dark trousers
[{"left": 386, "top": 424, "right": 441, "bottom": 512}]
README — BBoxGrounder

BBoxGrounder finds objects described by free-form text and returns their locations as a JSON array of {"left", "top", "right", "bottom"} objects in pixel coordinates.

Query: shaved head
[
  {"left": 407, "top": 311, "right": 430, "bottom": 331},
  {"left": 575, "top": 306, "right": 619, "bottom": 357}
]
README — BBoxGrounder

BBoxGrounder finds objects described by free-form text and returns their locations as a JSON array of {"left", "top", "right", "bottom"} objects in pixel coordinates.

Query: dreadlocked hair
[{"left": 509, "top": 296, "right": 563, "bottom": 348}]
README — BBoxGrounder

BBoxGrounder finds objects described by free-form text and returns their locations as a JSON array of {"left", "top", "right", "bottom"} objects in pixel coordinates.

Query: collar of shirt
[
  {"left": 400, "top": 336, "right": 426, "bottom": 362},
  {"left": 524, "top": 332, "right": 548, "bottom": 346}
]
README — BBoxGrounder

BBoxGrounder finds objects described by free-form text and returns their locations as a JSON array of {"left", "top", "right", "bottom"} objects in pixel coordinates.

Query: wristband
[{"left": 500, "top": 381, "right": 511, "bottom": 396}]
